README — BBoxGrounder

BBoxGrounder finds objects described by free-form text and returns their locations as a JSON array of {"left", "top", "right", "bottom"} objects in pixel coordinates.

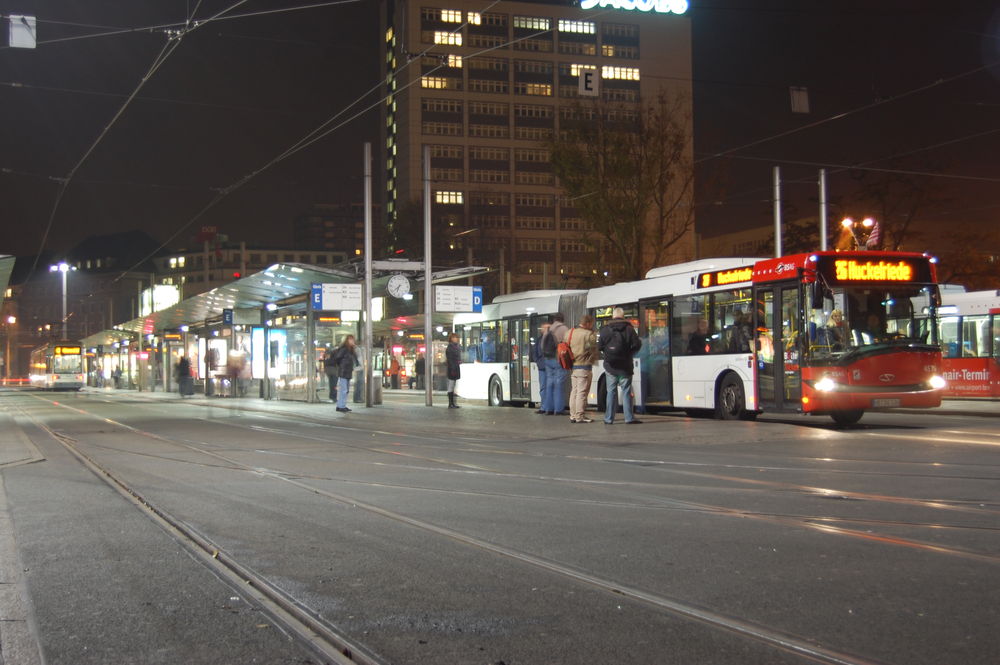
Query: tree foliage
[
  {"left": 548, "top": 91, "right": 694, "bottom": 280},
  {"left": 849, "top": 161, "right": 951, "bottom": 251}
]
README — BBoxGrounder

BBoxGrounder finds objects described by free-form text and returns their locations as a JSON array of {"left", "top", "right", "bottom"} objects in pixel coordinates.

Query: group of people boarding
[{"left": 535, "top": 308, "right": 643, "bottom": 425}]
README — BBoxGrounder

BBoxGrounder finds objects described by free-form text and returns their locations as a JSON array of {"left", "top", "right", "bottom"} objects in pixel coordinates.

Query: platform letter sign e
[{"left": 579, "top": 69, "right": 598, "bottom": 97}]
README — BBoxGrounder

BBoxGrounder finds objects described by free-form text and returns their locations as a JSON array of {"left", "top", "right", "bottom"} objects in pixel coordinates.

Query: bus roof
[
  {"left": 939, "top": 288, "right": 1000, "bottom": 315},
  {"left": 644, "top": 258, "right": 758, "bottom": 279}
]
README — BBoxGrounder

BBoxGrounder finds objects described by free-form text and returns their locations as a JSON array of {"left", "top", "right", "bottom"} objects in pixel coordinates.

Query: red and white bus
[
  {"left": 587, "top": 251, "right": 946, "bottom": 425},
  {"left": 935, "top": 288, "right": 1000, "bottom": 398}
]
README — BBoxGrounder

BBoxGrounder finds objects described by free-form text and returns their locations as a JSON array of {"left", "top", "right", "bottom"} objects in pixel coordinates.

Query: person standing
[
  {"left": 533, "top": 321, "right": 550, "bottom": 414},
  {"left": 598, "top": 307, "right": 643, "bottom": 425},
  {"left": 543, "top": 313, "right": 570, "bottom": 415},
  {"left": 175, "top": 356, "right": 192, "bottom": 397},
  {"left": 445, "top": 332, "right": 462, "bottom": 408},
  {"left": 332, "top": 335, "right": 359, "bottom": 413},
  {"left": 322, "top": 348, "right": 338, "bottom": 402},
  {"left": 568, "top": 314, "right": 598, "bottom": 423}
]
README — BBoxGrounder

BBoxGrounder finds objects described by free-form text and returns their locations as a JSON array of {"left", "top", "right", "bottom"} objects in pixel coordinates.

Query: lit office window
[
  {"left": 435, "top": 191, "right": 464, "bottom": 204},
  {"left": 570, "top": 63, "right": 597, "bottom": 77},
  {"left": 558, "top": 19, "right": 595, "bottom": 34},
  {"left": 448, "top": 54, "right": 463, "bottom": 68},
  {"left": 441, "top": 9, "right": 462, "bottom": 22},
  {"left": 467, "top": 11, "right": 481, "bottom": 24},
  {"left": 434, "top": 31, "right": 462, "bottom": 45},
  {"left": 602, "top": 66, "right": 640, "bottom": 81}
]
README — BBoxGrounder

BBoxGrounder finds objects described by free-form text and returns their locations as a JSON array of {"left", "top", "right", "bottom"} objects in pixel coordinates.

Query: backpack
[
  {"left": 557, "top": 329, "right": 575, "bottom": 369},
  {"left": 541, "top": 330, "right": 557, "bottom": 358},
  {"left": 602, "top": 327, "right": 627, "bottom": 360}
]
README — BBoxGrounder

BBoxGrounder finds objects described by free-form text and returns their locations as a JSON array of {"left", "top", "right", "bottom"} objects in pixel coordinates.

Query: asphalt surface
[{"left": 1, "top": 387, "right": 998, "bottom": 665}]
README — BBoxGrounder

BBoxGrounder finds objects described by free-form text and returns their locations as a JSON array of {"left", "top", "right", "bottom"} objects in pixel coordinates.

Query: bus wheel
[
  {"left": 715, "top": 374, "right": 745, "bottom": 420},
  {"left": 830, "top": 409, "right": 864, "bottom": 426},
  {"left": 488, "top": 376, "right": 504, "bottom": 407}
]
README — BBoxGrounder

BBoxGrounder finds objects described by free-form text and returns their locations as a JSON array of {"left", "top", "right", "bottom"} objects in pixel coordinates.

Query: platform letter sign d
[
  {"left": 472, "top": 286, "right": 483, "bottom": 313},
  {"left": 579, "top": 70, "right": 598, "bottom": 97}
]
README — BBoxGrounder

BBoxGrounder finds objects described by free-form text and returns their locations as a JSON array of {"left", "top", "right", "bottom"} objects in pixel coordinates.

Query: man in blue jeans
[
  {"left": 534, "top": 321, "right": 551, "bottom": 414},
  {"left": 542, "top": 313, "right": 570, "bottom": 415},
  {"left": 597, "top": 307, "right": 642, "bottom": 424}
]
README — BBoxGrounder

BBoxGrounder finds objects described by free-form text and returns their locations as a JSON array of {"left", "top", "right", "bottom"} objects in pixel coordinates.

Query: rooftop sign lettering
[{"left": 579, "top": 0, "right": 689, "bottom": 14}]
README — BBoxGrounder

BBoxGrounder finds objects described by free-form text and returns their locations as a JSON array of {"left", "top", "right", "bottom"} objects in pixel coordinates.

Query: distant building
[
  {"left": 293, "top": 203, "right": 380, "bottom": 256},
  {"left": 380, "top": 0, "right": 694, "bottom": 290}
]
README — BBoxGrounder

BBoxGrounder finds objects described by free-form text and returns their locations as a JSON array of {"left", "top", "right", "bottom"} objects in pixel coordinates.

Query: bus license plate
[{"left": 872, "top": 398, "right": 901, "bottom": 408}]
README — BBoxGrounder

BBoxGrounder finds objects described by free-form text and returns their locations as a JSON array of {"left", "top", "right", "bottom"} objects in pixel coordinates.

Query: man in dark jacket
[
  {"left": 331, "top": 336, "right": 358, "bottom": 412},
  {"left": 597, "top": 307, "right": 642, "bottom": 424}
]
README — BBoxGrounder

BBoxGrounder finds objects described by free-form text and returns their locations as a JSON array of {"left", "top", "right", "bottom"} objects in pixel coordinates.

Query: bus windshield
[
  {"left": 52, "top": 353, "right": 83, "bottom": 374},
  {"left": 806, "top": 283, "right": 937, "bottom": 359}
]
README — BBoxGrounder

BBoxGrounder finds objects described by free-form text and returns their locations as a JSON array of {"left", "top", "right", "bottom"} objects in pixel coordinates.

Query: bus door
[
  {"left": 754, "top": 282, "right": 802, "bottom": 411},
  {"left": 640, "top": 298, "right": 673, "bottom": 405},
  {"left": 508, "top": 317, "right": 533, "bottom": 401}
]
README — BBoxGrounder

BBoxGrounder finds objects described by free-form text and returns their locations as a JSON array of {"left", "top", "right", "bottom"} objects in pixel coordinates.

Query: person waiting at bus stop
[
  {"left": 568, "top": 314, "right": 598, "bottom": 423},
  {"left": 542, "top": 313, "right": 570, "bottom": 415},
  {"left": 598, "top": 307, "right": 642, "bottom": 425},
  {"left": 330, "top": 335, "right": 359, "bottom": 413},
  {"left": 534, "top": 321, "right": 550, "bottom": 414}
]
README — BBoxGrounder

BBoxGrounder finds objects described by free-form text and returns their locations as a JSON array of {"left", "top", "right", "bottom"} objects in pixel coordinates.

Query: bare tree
[
  {"left": 548, "top": 91, "right": 694, "bottom": 280},
  {"left": 850, "top": 160, "right": 951, "bottom": 251}
]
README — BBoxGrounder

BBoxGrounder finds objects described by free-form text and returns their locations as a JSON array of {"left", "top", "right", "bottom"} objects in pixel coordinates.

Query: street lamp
[{"left": 48, "top": 262, "right": 76, "bottom": 340}]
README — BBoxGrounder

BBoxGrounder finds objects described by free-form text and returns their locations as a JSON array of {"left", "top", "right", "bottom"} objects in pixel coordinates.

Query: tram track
[
  {"left": 11, "top": 395, "right": 892, "bottom": 665},
  {"left": 12, "top": 391, "right": 1000, "bottom": 663}
]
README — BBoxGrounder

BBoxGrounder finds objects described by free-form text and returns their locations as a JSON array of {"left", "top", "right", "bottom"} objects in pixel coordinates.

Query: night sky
[{"left": 2, "top": 1, "right": 999, "bottom": 260}]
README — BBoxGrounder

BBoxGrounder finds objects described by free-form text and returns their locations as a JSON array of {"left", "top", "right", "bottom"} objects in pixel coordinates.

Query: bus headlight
[
  {"left": 929, "top": 375, "right": 947, "bottom": 390},
  {"left": 814, "top": 376, "right": 837, "bottom": 392}
]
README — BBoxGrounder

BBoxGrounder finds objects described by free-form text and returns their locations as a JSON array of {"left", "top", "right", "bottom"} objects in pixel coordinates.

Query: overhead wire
[{"left": 25, "top": 0, "right": 254, "bottom": 278}]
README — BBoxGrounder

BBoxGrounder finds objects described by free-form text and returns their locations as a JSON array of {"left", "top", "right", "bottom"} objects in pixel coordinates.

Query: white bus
[
  {"left": 29, "top": 341, "right": 86, "bottom": 390},
  {"left": 934, "top": 287, "right": 1000, "bottom": 397},
  {"left": 587, "top": 252, "right": 944, "bottom": 424},
  {"left": 587, "top": 258, "right": 759, "bottom": 417},
  {"left": 454, "top": 290, "right": 587, "bottom": 406}
]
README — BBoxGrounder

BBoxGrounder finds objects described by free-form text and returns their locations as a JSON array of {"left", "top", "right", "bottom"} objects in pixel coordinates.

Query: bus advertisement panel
[{"left": 935, "top": 289, "right": 1000, "bottom": 397}]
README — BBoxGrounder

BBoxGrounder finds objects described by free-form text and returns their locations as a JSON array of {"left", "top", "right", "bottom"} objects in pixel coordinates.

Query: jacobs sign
[{"left": 580, "top": 0, "right": 689, "bottom": 14}]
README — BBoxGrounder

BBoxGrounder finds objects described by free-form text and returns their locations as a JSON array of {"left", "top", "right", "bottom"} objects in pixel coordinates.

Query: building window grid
[
  {"left": 422, "top": 121, "right": 463, "bottom": 136},
  {"left": 517, "top": 238, "right": 556, "bottom": 252},
  {"left": 470, "top": 169, "right": 510, "bottom": 184},
  {"left": 469, "top": 124, "right": 510, "bottom": 138},
  {"left": 515, "top": 147, "right": 550, "bottom": 161},
  {"left": 603, "top": 23, "right": 638, "bottom": 38},
  {"left": 421, "top": 98, "right": 463, "bottom": 113},
  {"left": 514, "top": 82, "right": 553, "bottom": 96},
  {"left": 468, "top": 79, "right": 510, "bottom": 94},
  {"left": 602, "top": 44, "right": 639, "bottom": 59},
  {"left": 513, "top": 16, "right": 550, "bottom": 30},
  {"left": 513, "top": 38, "right": 553, "bottom": 52},
  {"left": 515, "top": 171, "right": 554, "bottom": 185},
  {"left": 421, "top": 76, "right": 462, "bottom": 90},
  {"left": 515, "top": 216, "right": 555, "bottom": 230},
  {"left": 431, "top": 167, "right": 464, "bottom": 181},
  {"left": 515, "top": 193, "right": 555, "bottom": 207},
  {"left": 559, "top": 41, "right": 597, "bottom": 56},
  {"left": 469, "top": 34, "right": 506, "bottom": 48},
  {"left": 433, "top": 31, "right": 462, "bottom": 45},
  {"left": 469, "top": 101, "right": 509, "bottom": 115},
  {"left": 467, "top": 56, "right": 509, "bottom": 72},
  {"left": 470, "top": 191, "right": 510, "bottom": 206},
  {"left": 514, "top": 126, "right": 553, "bottom": 140},
  {"left": 514, "top": 103, "right": 553, "bottom": 118},
  {"left": 470, "top": 146, "right": 510, "bottom": 161},
  {"left": 514, "top": 59, "right": 553, "bottom": 74},
  {"left": 472, "top": 214, "right": 510, "bottom": 228},
  {"left": 561, "top": 240, "right": 590, "bottom": 253},
  {"left": 602, "top": 65, "right": 640, "bottom": 81}
]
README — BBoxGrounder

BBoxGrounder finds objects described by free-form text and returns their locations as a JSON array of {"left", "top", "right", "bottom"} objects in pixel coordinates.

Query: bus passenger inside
[
  {"left": 857, "top": 312, "right": 884, "bottom": 344},
  {"left": 725, "top": 310, "right": 752, "bottom": 353},
  {"left": 688, "top": 318, "right": 712, "bottom": 354},
  {"left": 817, "top": 309, "right": 846, "bottom": 351}
]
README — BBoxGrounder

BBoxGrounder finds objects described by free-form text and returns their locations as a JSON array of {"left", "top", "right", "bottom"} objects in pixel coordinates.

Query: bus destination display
[{"left": 696, "top": 266, "right": 753, "bottom": 289}]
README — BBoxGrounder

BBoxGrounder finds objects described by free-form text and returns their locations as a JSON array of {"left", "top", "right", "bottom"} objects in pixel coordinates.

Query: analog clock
[{"left": 387, "top": 274, "right": 411, "bottom": 298}]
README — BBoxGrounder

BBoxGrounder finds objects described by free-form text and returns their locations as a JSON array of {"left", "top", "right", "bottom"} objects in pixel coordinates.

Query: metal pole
[
  {"left": 423, "top": 145, "right": 433, "bottom": 407},
  {"left": 818, "top": 168, "right": 828, "bottom": 251},
  {"left": 305, "top": 290, "right": 316, "bottom": 403},
  {"left": 773, "top": 166, "right": 782, "bottom": 258},
  {"left": 363, "top": 142, "right": 374, "bottom": 408},
  {"left": 61, "top": 269, "right": 68, "bottom": 339}
]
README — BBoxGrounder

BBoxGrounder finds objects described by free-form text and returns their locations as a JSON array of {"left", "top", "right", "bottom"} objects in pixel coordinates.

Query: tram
[{"left": 29, "top": 341, "right": 86, "bottom": 390}]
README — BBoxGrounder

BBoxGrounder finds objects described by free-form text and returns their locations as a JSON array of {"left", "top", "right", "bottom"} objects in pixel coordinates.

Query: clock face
[{"left": 387, "top": 274, "right": 410, "bottom": 298}]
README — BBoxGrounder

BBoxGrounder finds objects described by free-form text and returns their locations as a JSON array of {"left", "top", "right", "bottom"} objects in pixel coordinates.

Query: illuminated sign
[
  {"left": 697, "top": 267, "right": 753, "bottom": 289},
  {"left": 163, "top": 333, "right": 183, "bottom": 341},
  {"left": 580, "top": 0, "right": 689, "bottom": 14},
  {"left": 54, "top": 345, "right": 82, "bottom": 355},
  {"left": 833, "top": 260, "right": 913, "bottom": 282}
]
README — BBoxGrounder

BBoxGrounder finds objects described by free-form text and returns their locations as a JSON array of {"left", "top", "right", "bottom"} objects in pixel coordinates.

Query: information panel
[
  {"left": 435, "top": 286, "right": 483, "bottom": 313},
  {"left": 312, "top": 283, "right": 363, "bottom": 311}
]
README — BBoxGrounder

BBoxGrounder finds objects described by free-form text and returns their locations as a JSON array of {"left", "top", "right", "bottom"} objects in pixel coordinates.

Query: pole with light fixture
[{"left": 48, "top": 262, "right": 75, "bottom": 339}]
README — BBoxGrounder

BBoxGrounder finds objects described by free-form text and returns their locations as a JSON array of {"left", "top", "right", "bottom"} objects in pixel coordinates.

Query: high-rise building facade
[{"left": 381, "top": 0, "right": 694, "bottom": 291}]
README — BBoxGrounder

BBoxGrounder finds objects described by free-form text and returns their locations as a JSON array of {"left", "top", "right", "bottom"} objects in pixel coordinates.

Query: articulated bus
[
  {"left": 29, "top": 341, "right": 85, "bottom": 390},
  {"left": 935, "top": 289, "right": 1000, "bottom": 397},
  {"left": 586, "top": 252, "right": 945, "bottom": 424},
  {"left": 454, "top": 290, "right": 587, "bottom": 406}
]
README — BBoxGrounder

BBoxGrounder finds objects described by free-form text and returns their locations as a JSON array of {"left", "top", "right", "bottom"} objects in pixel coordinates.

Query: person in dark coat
[
  {"left": 175, "top": 356, "right": 193, "bottom": 397},
  {"left": 446, "top": 332, "right": 462, "bottom": 408},
  {"left": 331, "top": 335, "right": 359, "bottom": 412},
  {"left": 322, "top": 348, "right": 338, "bottom": 402},
  {"left": 597, "top": 307, "right": 643, "bottom": 424}
]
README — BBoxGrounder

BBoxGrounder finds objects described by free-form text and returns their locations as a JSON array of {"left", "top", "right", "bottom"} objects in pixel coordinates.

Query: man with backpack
[
  {"left": 541, "top": 313, "right": 570, "bottom": 415},
  {"left": 598, "top": 307, "right": 643, "bottom": 424}
]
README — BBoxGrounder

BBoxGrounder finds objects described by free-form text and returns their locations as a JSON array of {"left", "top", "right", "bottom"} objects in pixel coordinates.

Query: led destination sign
[
  {"left": 834, "top": 260, "right": 913, "bottom": 282},
  {"left": 698, "top": 267, "right": 753, "bottom": 289},
  {"left": 580, "top": 0, "right": 689, "bottom": 14},
  {"left": 54, "top": 346, "right": 82, "bottom": 355}
]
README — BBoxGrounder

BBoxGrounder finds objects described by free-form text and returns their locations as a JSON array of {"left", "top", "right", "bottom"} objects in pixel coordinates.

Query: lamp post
[
  {"left": 3, "top": 315, "right": 15, "bottom": 382},
  {"left": 48, "top": 262, "right": 76, "bottom": 340}
]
